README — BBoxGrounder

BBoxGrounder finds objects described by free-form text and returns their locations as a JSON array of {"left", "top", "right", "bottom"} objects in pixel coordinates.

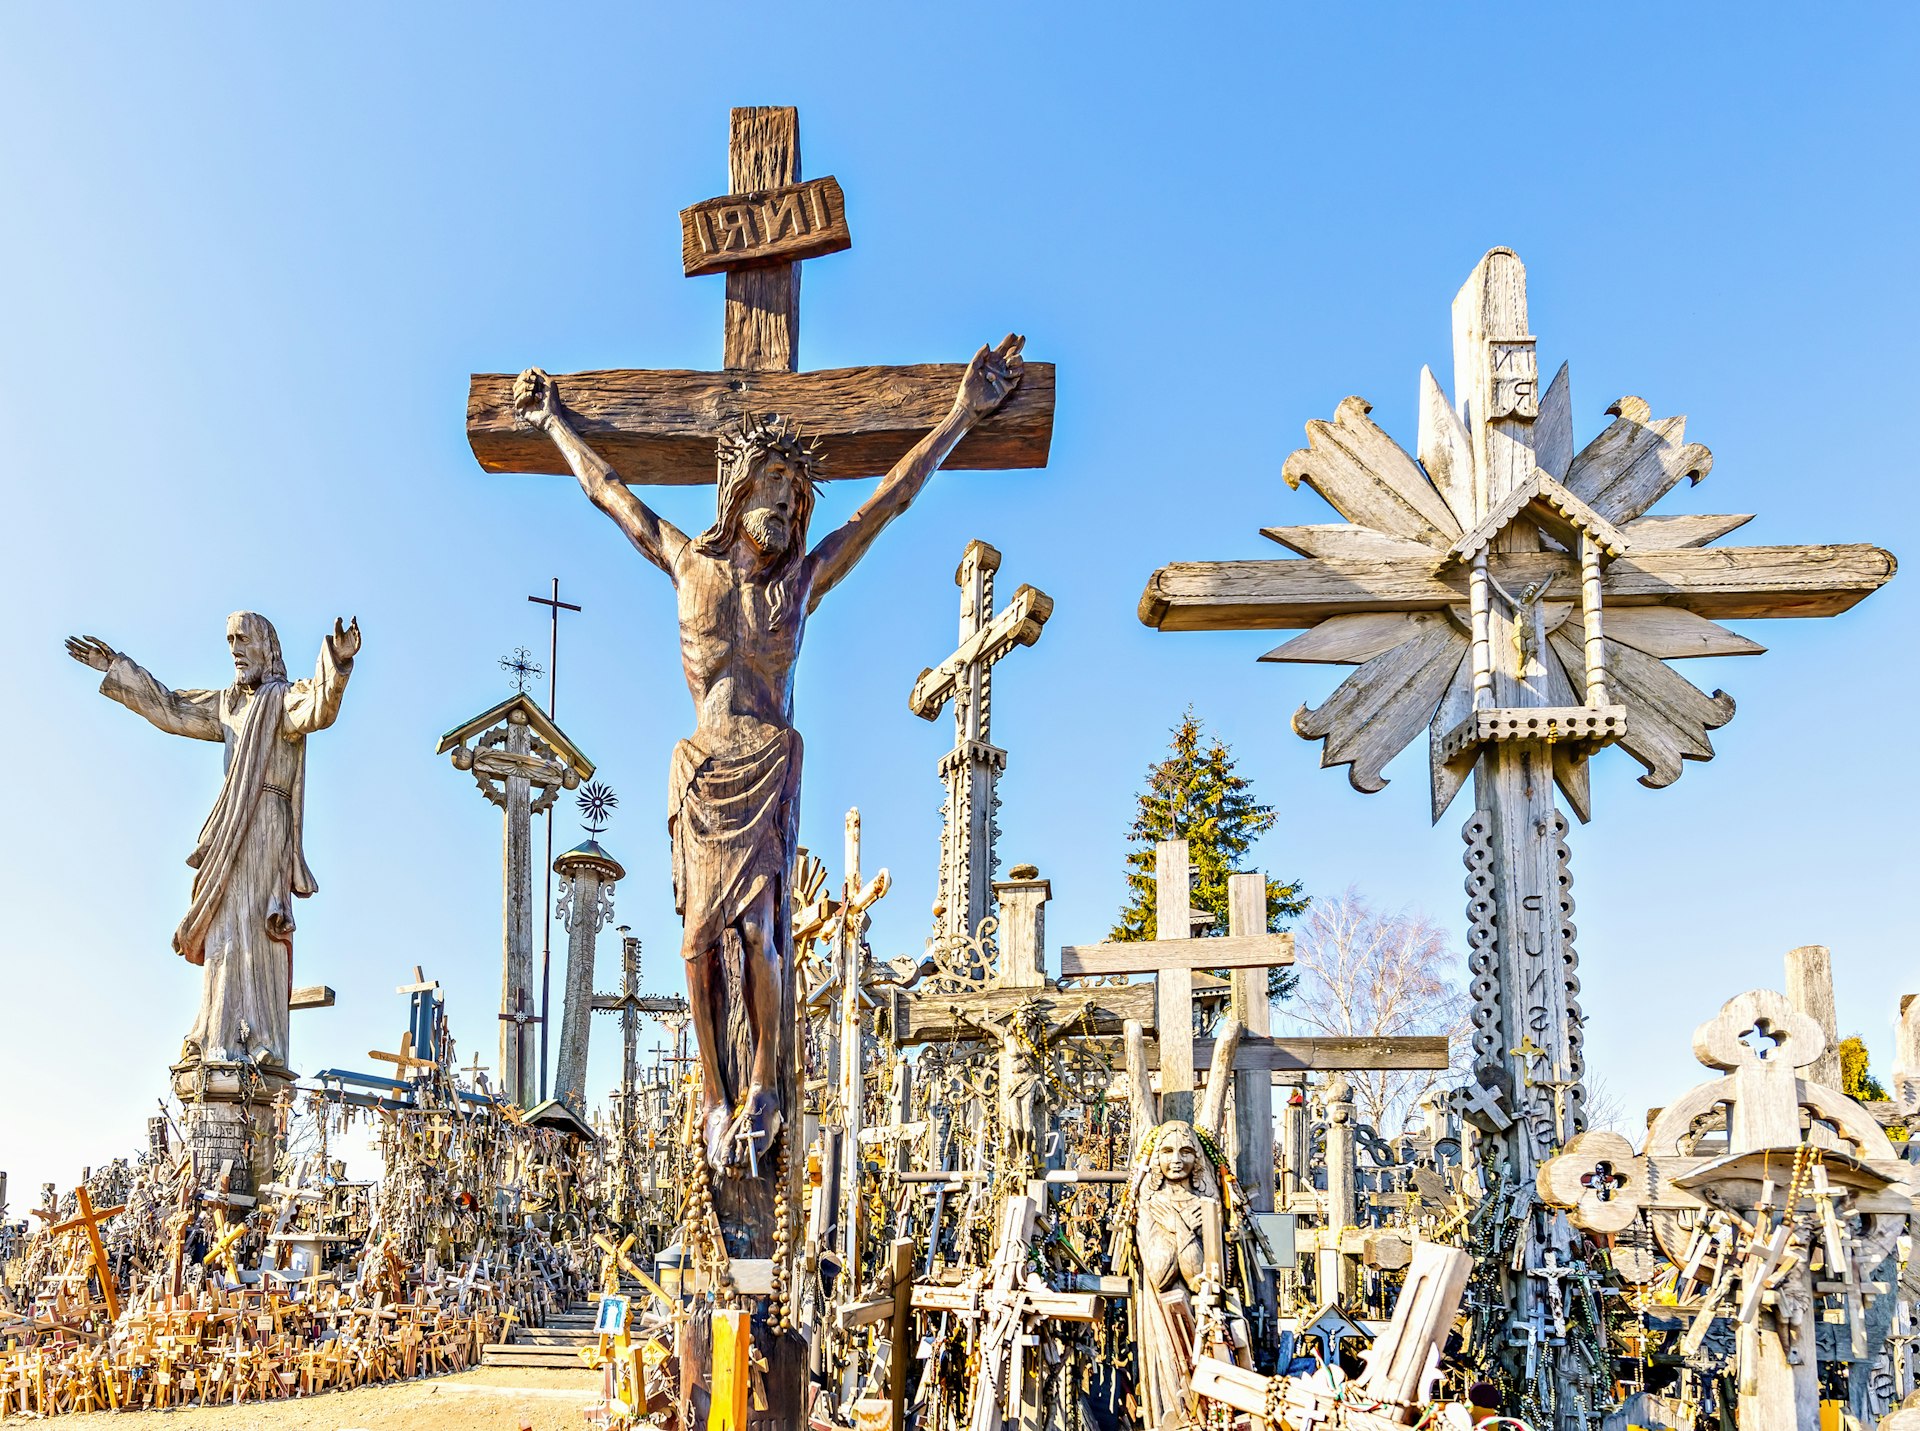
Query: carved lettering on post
[{"left": 682, "top": 177, "right": 851, "bottom": 276}]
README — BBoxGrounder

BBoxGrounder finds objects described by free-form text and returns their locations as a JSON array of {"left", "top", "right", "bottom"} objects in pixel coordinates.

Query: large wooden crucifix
[
  {"left": 1138, "top": 247, "right": 1895, "bottom": 1418},
  {"left": 910, "top": 539, "right": 1053, "bottom": 947},
  {"left": 467, "top": 107, "right": 1053, "bottom": 1431}
]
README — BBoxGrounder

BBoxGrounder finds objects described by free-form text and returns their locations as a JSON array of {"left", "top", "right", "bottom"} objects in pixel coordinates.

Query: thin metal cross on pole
[{"left": 528, "top": 577, "right": 582, "bottom": 1102}]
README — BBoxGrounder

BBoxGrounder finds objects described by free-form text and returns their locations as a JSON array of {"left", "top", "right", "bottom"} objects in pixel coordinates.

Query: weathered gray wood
[
  {"left": 289, "top": 985, "right": 335, "bottom": 1011},
  {"left": 1260, "top": 610, "right": 1451, "bottom": 666},
  {"left": 1257, "top": 525, "right": 1437, "bottom": 561},
  {"left": 1416, "top": 363, "right": 1474, "bottom": 525},
  {"left": 681, "top": 175, "right": 849, "bottom": 277},
  {"left": 468, "top": 362, "right": 1056, "bottom": 483},
  {"left": 1195, "top": 1019, "right": 1242, "bottom": 1140},
  {"left": 1138, "top": 543, "right": 1896, "bottom": 631},
  {"left": 1156, "top": 840, "right": 1195, "bottom": 1124},
  {"left": 1785, "top": 944, "right": 1842, "bottom": 1089},
  {"left": 885, "top": 982, "right": 1157, "bottom": 1045},
  {"left": 1603, "top": 606, "right": 1765, "bottom": 660},
  {"left": 724, "top": 106, "right": 801, "bottom": 372},
  {"left": 1282, "top": 396, "right": 1460, "bottom": 547},
  {"left": 1112, "top": 1033, "right": 1450, "bottom": 1074},
  {"left": 1057, "top": 931, "right": 1293, "bottom": 977},
  {"left": 1227, "top": 873, "right": 1275, "bottom": 1218},
  {"left": 1533, "top": 361, "right": 1573, "bottom": 480},
  {"left": 1562, "top": 397, "right": 1712, "bottom": 526},
  {"left": 1292, "top": 624, "right": 1464, "bottom": 793},
  {"left": 1620, "top": 512, "right": 1754, "bottom": 547}
]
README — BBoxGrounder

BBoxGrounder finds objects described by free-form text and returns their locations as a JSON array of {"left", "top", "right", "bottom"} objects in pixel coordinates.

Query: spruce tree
[{"left": 1111, "top": 708, "right": 1307, "bottom": 1000}]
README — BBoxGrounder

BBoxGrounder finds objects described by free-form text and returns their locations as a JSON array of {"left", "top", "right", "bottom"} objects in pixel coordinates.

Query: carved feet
[{"left": 704, "top": 1085, "right": 783, "bottom": 1177}]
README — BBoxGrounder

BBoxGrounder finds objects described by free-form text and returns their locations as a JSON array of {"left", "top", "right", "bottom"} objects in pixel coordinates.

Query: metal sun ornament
[
  {"left": 499, "top": 646, "right": 544, "bottom": 695},
  {"left": 577, "top": 781, "right": 619, "bottom": 836}
]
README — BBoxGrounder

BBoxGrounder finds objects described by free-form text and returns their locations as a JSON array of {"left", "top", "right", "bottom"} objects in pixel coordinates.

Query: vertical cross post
[
  {"left": 1155, "top": 839, "right": 1196, "bottom": 1125},
  {"left": 1784, "top": 944, "right": 1841, "bottom": 1088},
  {"left": 725, "top": 107, "right": 801, "bottom": 373},
  {"left": 528, "top": 577, "right": 582, "bottom": 1101},
  {"left": 839, "top": 809, "right": 866, "bottom": 1281},
  {"left": 1227, "top": 870, "right": 1275, "bottom": 1211},
  {"left": 913, "top": 540, "right": 1052, "bottom": 949}
]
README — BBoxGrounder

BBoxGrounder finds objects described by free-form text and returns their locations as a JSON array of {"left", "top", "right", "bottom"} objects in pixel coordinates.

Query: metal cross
[{"left": 527, "top": 576, "right": 583, "bottom": 1103}]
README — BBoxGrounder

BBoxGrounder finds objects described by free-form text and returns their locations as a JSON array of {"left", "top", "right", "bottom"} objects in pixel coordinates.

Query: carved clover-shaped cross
[
  {"left": 1580, "top": 1160, "right": 1627, "bottom": 1202},
  {"left": 1538, "top": 1130, "right": 1648, "bottom": 1235},
  {"left": 1692, "top": 989, "right": 1825, "bottom": 1075},
  {"left": 1738, "top": 1019, "right": 1785, "bottom": 1061}
]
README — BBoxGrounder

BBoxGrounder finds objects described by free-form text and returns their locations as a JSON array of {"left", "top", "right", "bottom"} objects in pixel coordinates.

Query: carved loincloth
[{"left": 668, "top": 725, "right": 802, "bottom": 961}]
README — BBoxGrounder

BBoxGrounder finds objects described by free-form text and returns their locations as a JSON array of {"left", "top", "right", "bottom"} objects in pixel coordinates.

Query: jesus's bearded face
[
  {"left": 227, "top": 617, "right": 270, "bottom": 686},
  {"left": 739, "top": 456, "right": 801, "bottom": 562}
]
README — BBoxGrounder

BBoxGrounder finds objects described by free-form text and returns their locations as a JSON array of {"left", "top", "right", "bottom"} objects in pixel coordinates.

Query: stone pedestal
[{"left": 170, "top": 1058, "right": 295, "bottom": 1194}]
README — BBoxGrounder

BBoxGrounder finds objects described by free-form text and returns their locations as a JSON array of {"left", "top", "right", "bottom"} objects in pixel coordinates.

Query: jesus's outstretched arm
[
  {"left": 807, "top": 334, "right": 1024, "bottom": 607},
  {"left": 66, "top": 635, "right": 222, "bottom": 741},
  {"left": 512, "top": 368, "right": 690, "bottom": 579}
]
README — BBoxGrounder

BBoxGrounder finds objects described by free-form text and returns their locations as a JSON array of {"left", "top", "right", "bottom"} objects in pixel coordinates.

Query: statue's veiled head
[
  {"left": 1138, "top": 1120, "right": 1222, "bottom": 1200},
  {"left": 226, "top": 612, "right": 287, "bottom": 689}
]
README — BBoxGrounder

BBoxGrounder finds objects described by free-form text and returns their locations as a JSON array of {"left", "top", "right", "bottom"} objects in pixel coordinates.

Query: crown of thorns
[{"left": 718, "top": 413, "right": 827, "bottom": 480}]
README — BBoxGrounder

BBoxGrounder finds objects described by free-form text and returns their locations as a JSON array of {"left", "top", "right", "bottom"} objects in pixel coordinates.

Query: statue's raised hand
[
  {"left": 512, "top": 367, "right": 560, "bottom": 431},
  {"left": 65, "top": 634, "right": 116, "bottom": 672},
  {"left": 955, "top": 334, "right": 1025, "bottom": 421},
  {"left": 326, "top": 617, "right": 362, "bottom": 665}
]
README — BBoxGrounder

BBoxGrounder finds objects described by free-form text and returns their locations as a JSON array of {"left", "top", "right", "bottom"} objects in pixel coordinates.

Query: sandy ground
[{"left": 4, "top": 1365, "right": 606, "bottom": 1431}]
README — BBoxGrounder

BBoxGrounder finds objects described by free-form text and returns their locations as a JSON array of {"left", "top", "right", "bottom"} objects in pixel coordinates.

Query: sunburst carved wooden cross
[
  {"left": 1140, "top": 247, "right": 1894, "bottom": 824},
  {"left": 1139, "top": 247, "right": 1894, "bottom": 1419}
]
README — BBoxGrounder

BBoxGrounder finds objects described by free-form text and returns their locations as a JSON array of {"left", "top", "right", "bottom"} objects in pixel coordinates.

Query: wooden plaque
[{"left": 681, "top": 176, "right": 851, "bottom": 277}]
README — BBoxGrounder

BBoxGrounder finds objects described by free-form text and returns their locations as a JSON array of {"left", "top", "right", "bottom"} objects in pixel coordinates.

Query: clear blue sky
[{"left": 4, "top": 5, "right": 1916, "bottom": 1194}]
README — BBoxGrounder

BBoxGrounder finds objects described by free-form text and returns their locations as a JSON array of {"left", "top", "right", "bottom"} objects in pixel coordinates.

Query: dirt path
[{"left": 5, "top": 1365, "right": 605, "bottom": 1431}]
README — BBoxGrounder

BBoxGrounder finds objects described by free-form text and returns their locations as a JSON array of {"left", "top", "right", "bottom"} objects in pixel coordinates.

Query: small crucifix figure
[{"left": 909, "top": 539, "right": 1053, "bottom": 948}]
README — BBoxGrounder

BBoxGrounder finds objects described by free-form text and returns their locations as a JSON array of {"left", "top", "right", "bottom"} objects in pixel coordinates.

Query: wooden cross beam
[
  {"left": 1131, "top": 1033, "right": 1450, "bottom": 1075},
  {"left": 289, "top": 985, "right": 335, "bottom": 1011},
  {"left": 1059, "top": 840, "right": 1293, "bottom": 1123},
  {"left": 367, "top": 1032, "right": 435, "bottom": 1079},
  {"left": 883, "top": 981, "right": 1158, "bottom": 1046},
  {"left": 466, "top": 107, "right": 1054, "bottom": 485}
]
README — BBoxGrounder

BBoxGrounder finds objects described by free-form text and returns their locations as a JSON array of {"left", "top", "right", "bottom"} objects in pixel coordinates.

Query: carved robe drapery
[{"left": 100, "top": 640, "right": 351, "bottom": 1067}]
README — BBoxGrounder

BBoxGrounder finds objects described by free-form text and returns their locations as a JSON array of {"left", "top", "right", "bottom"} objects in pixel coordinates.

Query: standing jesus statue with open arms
[{"left": 512, "top": 335, "right": 1024, "bottom": 1172}]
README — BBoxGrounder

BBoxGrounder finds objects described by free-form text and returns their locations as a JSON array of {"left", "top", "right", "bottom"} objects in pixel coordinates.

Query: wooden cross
[
  {"left": 834, "top": 809, "right": 890, "bottom": 1274},
  {"left": 527, "top": 578, "right": 582, "bottom": 1102},
  {"left": 44, "top": 1187, "right": 124, "bottom": 1323},
  {"left": 909, "top": 539, "right": 1053, "bottom": 945},
  {"left": 591, "top": 928, "right": 688, "bottom": 1154},
  {"left": 497, "top": 990, "right": 543, "bottom": 1107},
  {"left": 465, "top": 108, "right": 1054, "bottom": 485},
  {"left": 1057, "top": 838, "right": 1293, "bottom": 1123},
  {"left": 1139, "top": 247, "right": 1895, "bottom": 1408},
  {"left": 367, "top": 1031, "right": 435, "bottom": 1080}
]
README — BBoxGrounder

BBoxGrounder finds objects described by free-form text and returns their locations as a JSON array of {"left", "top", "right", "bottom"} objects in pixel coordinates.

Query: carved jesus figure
[
  {"left": 512, "top": 337, "right": 1024, "bottom": 1171},
  {"left": 66, "top": 612, "right": 358, "bottom": 1070}
]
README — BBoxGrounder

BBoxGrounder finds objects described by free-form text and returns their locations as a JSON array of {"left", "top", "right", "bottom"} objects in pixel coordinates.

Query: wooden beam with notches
[
  {"left": 466, "top": 363, "right": 1055, "bottom": 485},
  {"left": 1137, "top": 545, "right": 1897, "bottom": 632},
  {"left": 1058, "top": 933, "right": 1293, "bottom": 978},
  {"left": 883, "top": 982, "right": 1157, "bottom": 1046},
  {"left": 1086, "top": 1032, "right": 1450, "bottom": 1075}
]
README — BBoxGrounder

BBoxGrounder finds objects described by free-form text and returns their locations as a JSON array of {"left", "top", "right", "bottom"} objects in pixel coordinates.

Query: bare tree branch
[{"left": 1276, "top": 887, "right": 1468, "bottom": 1133}]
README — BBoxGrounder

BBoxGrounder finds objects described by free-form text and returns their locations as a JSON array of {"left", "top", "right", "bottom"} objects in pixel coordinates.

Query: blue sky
[{"left": 3, "top": 5, "right": 1916, "bottom": 1193}]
